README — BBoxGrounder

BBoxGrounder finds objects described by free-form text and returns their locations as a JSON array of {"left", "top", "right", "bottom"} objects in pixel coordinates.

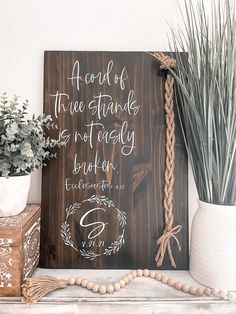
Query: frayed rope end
[
  {"left": 21, "top": 276, "right": 68, "bottom": 304},
  {"left": 155, "top": 225, "right": 182, "bottom": 268}
]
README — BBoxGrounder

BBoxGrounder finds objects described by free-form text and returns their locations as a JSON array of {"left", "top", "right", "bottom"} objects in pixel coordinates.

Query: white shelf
[{"left": 0, "top": 269, "right": 235, "bottom": 313}]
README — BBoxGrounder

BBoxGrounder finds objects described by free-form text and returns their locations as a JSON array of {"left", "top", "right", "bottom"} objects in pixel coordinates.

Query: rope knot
[
  {"left": 153, "top": 52, "right": 176, "bottom": 70},
  {"left": 157, "top": 225, "right": 182, "bottom": 247},
  {"left": 155, "top": 225, "right": 182, "bottom": 268}
]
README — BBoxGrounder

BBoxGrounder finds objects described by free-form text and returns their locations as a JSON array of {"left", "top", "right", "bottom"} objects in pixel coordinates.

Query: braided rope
[{"left": 153, "top": 52, "right": 182, "bottom": 268}]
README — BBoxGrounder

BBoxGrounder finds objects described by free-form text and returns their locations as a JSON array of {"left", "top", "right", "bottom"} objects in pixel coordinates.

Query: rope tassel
[
  {"left": 152, "top": 52, "right": 182, "bottom": 268},
  {"left": 155, "top": 225, "right": 182, "bottom": 268},
  {"left": 21, "top": 276, "right": 68, "bottom": 304}
]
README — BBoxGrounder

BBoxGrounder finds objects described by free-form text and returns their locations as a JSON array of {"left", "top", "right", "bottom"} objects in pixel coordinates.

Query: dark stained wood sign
[{"left": 40, "top": 51, "right": 188, "bottom": 269}]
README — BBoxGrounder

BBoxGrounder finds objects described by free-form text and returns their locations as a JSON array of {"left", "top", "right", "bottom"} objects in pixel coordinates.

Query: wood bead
[
  {"left": 211, "top": 288, "right": 219, "bottom": 297},
  {"left": 107, "top": 284, "right": 114, "bottom": 293},
  {"left": 81, "top": 279, "right": 88, "bottom": 288},
  {"left": 227, "top": 292, "right": 236, "bottom": 302},
  {"left": 196, "top": 287, "right": 205, "bottom": 296},
  {"left": 131, "top": 270, "right": 137, "bottom": 277},
  {"left": 149, "top": 271, "right": 156, "bottom": 279},
  {"left": 68, "top": 278, "right": 75, "bottom": 285},
  {"left": 204, "top": 288, "right": 212, "bottom": 296},
  {"left": 155, "top": 273, "right": 162, "bottom": 281},
  {"left": 127, "top": 273, "right": 133, "bottom": 281},
  {"left": 86, "top": 281, "right": 94, "bottom": 290},
  {"left": 114, "top": 282, "right": 121, "bottom": 291},
  {"left": 137, "top": 269, "right": 143, "bottom": 277},
  {"left": 92, "top": 284, "right": 99, "bottom": 293},
  {"left": 123, "top": 276, "right": 130, "bottom": 284},
  {"left": 161, "top": 276, "right": 168, "bottom": 284},
  {"left": 99, "top": 285, "right": 107, "bottom": 294},
  {"left": 174, "top": 282, "right": 183, "bottom": 290},
  {"left": 189, "top": 286, "right": 197, "bottom": 295},
  {"left": 119, "top": 279, "right": 126, "bottom": 288},
  {"left": 143, "top": 269, "right": 150, "bottom": 277},
  {"left": 75, "top": 277, "right": 82, "bottom": 285},
  {"left": 167, "top": 278, "right": 176, "bottom": 287},
  {"left": 182, "top": 284, "right": 190, "bottom": 293},
  {"left": 219, "top": 290, "right": 227, "bottom": 299}
]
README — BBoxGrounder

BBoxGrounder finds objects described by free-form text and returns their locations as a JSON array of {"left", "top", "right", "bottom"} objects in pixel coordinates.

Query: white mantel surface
[{"left": 0, "top": 269, "right": 235, "bottom": 314}]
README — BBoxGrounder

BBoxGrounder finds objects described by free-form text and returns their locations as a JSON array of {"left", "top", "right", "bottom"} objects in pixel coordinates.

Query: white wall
[{"left": 0, "top": 0, "right": 198, "bottom": 222}]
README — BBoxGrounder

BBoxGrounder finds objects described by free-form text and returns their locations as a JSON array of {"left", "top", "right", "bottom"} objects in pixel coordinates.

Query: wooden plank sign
[{"left": 40, "top": 51, "right": 188, "bottom": 269}]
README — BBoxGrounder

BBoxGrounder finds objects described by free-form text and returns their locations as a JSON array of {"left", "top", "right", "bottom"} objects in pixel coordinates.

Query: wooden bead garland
[
  {"left": 67, "top": 270, "right": 235, "bottom": 301},
  {"left": 21, "top": 269, "right": 236, "bottom": 304}
]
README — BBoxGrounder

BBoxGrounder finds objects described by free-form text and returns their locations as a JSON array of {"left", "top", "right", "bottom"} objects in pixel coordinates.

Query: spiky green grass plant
[{"left": 168, "top": 0, "right": 236, "bottom": 205}]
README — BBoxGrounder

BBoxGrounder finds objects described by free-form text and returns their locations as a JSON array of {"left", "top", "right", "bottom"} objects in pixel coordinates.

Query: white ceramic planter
[
  {"left": 0, "top": 175, "right": 31, "bottom": 217},
  {"left": 190, "top": 200, "right": 236, "bottom": 290}
]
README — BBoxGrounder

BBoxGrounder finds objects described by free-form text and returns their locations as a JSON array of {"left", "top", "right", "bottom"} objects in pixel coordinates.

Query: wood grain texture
[{"left": 41, "top": 51, "right": 188, "bottom": 269}]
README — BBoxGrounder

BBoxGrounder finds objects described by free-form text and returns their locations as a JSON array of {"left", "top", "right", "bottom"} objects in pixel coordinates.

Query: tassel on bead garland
[
  {"left": 21, "top": 270, "right": 236, "bottom": 304},
  {"left": 21, "top": 276, "right": 67, "bottom": 304}
]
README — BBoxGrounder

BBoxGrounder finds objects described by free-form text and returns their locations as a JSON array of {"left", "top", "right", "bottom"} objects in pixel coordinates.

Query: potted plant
[
  {"left": 157, "top": 0, "right": 236, "bottom": 290},
  {"left": 0, "top": 93, "right": 64, "bottom": 217}
]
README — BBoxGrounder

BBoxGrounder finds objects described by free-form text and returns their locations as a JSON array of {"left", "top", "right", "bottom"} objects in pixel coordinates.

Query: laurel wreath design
[{"left": 60, "top": 195, "right": 126, "bottom": 260}]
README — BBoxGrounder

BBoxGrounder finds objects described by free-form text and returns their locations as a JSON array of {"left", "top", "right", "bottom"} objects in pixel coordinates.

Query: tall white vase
[
  {"left": 190, "top": 200, "right": 236, "bottom": 290},
  {"left": 0, "top": 175, "right": 31, "bottom": 217}
]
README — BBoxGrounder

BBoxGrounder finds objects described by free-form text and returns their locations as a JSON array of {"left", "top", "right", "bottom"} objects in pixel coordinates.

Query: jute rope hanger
[
  {"left": 21, "top": 53, "right": 236, "bottom": 304},
  {"left": 153, "top": 52, "right": 182, "bottom": 268}
]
